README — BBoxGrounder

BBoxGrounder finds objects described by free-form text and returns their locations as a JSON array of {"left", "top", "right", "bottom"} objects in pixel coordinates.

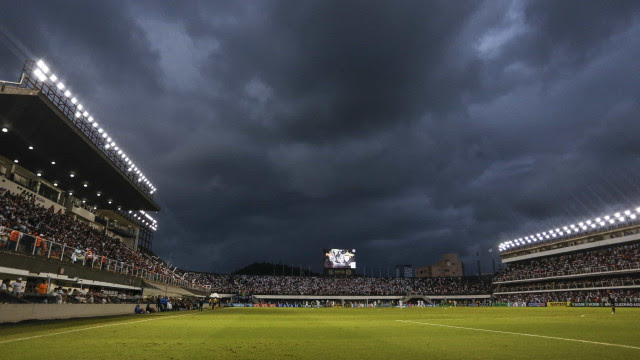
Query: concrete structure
[
  {"left": 0, "top": 303, "right": 142, "bottom": 323},
  {"left": 415, "top": 253, "right": 464, "bottom": 278}
]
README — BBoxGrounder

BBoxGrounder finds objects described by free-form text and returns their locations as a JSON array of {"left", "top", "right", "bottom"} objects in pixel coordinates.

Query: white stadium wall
[{"left": 0, "top": 304, "right": 143, "bottom": 323}]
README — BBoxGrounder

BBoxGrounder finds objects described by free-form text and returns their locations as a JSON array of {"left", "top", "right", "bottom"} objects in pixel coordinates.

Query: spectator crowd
[
  {"left": 179, "top": 273, "right": 492, "bottom": 296},
  {"left": 495, "top": 242, "right": 640, "bottom": 282},
  {"left": 494, "top": 289, "right": 640, "bottom": 304},
  {"left": 0, "top": 189, "right": 190, "bottom": 286}
]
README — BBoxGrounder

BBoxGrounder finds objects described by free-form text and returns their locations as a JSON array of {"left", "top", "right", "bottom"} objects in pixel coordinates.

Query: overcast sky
[{"left": 2, "top": 1, "right": 640, "bottom": 274}]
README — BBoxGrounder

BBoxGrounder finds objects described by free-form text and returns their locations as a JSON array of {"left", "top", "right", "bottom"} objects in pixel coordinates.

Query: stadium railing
[
  {"left": 494, "top": 277, "right": 640, "bottom": 293},
  {"left": 0, "top": 226, "right": 204, "bottom": 291},
  {"left": 493, "top": 262, "right": 640, "bottom": 284}
]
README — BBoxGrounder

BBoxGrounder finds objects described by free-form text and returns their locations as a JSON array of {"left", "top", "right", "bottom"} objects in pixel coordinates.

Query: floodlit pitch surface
[{"left": 1, "top": 307, "right": 639, "bottom": 359}]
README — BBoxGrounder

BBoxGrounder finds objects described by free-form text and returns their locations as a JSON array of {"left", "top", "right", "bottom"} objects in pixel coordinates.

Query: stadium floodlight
[
  {"left": 578, "top": 222, "right": 584, "bottom": 227},
  {"left": 71, "top": 98, "right": 77, "bottom": 104},
  {"left": 563, "top": 226, "right": 568, "bottom": 230},
  {"left": 614, "top": 212, "right": 621, "bottom": 218},
  {"left": 88, "top": 116, "right": 93, "bottom": 122},
  {"left": 599, "top": 221, "right": 605, "bottom": 226},
  {"left": 69, "top": 172, "right": 75, "bottom": 178},
  {"left": 590, "top": 223, "right": 596, "bottom": 228},
  {"left": 105, "top": 144, "right": 111, "bottom": 149},
  {"left": 68, "top": 191, "right": 73, "bottom": 196},
  {"left": 609, "top": 219, "right": 615, "bottom": 224},
  {"left": 102, "top": 133, "right": 107, "bottom": 138},
  {"left": 33, "top": 68, "right": 47, "bottom": 81},
  {"left": 13, "top": 159, "right": 18, "bottom": 163},
  {"left": 83, "top": 111, "right": 89, "bottom": 117},
  {"left": 97, "top": 192, "right": 101, "bottom": 197},
  {"left": 28, "top": 146, "right": 34, "bottom": 150},
  {"left": 569, "top": 224, "right": 576, "bottom": 228},
  {"left": 50, "top": 74, "right": 58, "bottom": 82},
  {"left": 97, "top": 128, "right": 103, "bottom": 133},
  {"left": 36, "top": 172, "right": 42, "bottom": 177},
  {"left": 36, "top": 60, "right": 50, "bottom": 73},
  {"left": 625, "top": 210, "right": 631, "bottom": 216},
  {"left": 619, "top": 217, "right": 625, "bottom": 222},
  {"left": 1, "top": 127, "right": 7, "bottom": 133},
  {"left": 107, "top": 137, "right": 112, "bottom": 142},
  {"left": 57, "top": 82, "right": 65, "bottom": 90},
  {"left": 53, "top": 182, "right": 58, "bottom": 186},
  {"left": 51, "top": 161, "right": 55, "bottom": 165},
  {"left": 64, "top": 90, "right": 71, "bottom": 97},
  {"left": 595, "top": 217, "right": 601, "bottom": 222},
  {"left": 586, "top": 220, "right": 592, "bottom": 224},
  {"left": 83, "top": 183, "right": 88, "bottom": 188},
  {"left": 108, "top": 200, "right": 112, "bottom": 204},
  {"left": 92, "top": 122, "right": 98, "bottom": 128},
  {"left": 75, "top": 111, "right": 81, "bottom": 118},
  {"left": 604, "top": 215, "right": 611, "bottom": 220},
  {"left": 78, "top": 104, "right": 84, "bottom": 111},
  {"left": 631, "top": 214, "right": 637, "bottom": 220},
  {"left": 636, "top": 207, "right": 640, "bottom": 213}
]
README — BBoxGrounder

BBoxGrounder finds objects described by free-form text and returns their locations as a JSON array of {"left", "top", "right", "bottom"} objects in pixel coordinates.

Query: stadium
[{"left": 2, "top": 2, "right": 640, "bottom": 360}]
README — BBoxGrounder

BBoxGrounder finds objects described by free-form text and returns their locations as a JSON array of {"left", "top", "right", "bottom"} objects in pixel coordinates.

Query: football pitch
[{"left": 1, "top": 307, "right": 639, "bottom": 360}]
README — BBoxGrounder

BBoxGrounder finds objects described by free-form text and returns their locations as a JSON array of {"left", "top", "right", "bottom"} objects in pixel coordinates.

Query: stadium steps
[{"left": 142, "top": 280, "right": 204, "bottom": 298}]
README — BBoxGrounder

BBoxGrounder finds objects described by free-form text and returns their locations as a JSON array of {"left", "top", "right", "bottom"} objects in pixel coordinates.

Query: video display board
[{"left": 323, "top": 248, "right": 356, "bottom": 269}]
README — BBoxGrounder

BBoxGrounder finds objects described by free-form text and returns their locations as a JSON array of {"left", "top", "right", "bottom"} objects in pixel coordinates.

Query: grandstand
[
  {"left": 494, "top": 209, "right": 640, "bottom": 306},
  {"left": 0, "top": 59, "right": 211, "bottom": 321}
]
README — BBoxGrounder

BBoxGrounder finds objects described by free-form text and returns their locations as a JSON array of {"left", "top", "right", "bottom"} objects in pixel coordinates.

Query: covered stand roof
[{"left": 0, "top": 83, "right": 160, "bottom": 211}]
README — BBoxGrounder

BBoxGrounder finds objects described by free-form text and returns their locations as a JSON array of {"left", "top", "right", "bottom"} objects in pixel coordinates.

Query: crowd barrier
[
  {"left": 0, "top": 303, "right": 139, "bottom": 323},
  {"left": 0, "top": 227, "right": 206, "bottom": 291},
  {"left": 494, "top": 262, "right": 640, "bottom": 284}
]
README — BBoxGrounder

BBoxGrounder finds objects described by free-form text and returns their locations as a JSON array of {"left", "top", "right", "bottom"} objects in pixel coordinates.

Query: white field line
[
  {"left": 413, "top": 316, "right": 563, "bottom": 321},
  {"left": 396, "top": 320, "right": 640, "bottom": 351},
  {"left": 0, "top": 313, "right": 193, "bottom": 344}
]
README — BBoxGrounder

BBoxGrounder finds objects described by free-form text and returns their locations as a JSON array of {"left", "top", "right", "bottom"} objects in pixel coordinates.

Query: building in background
[
  {"left": 415, "top": 253, "right": 464, "bottom": 277},
  {"left": 395, "top": 264, "right": 413, "bottom": 278}
]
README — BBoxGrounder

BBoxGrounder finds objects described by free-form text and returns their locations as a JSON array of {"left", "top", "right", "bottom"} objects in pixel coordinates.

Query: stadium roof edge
[{"left": 0, "top": 87, "right": 160, "bottom": 211}]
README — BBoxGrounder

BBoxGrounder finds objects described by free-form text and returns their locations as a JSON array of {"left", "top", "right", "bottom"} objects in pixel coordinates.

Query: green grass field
[{"left": 1, "top": 307, "right": 639, "bottom": 359}]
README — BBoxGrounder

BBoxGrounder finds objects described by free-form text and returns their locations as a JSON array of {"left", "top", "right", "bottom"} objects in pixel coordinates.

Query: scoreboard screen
[{"left": 324, "top": 249, "right": 356, "bottom": 269}]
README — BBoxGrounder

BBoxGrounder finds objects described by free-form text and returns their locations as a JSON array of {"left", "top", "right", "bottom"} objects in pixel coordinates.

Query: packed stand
[
  {"left": 495, "top": 275, "right": 640, "bottom": 293},
  {"left": 495, "top": 242, "right": 640, "bottom": 282},
  {"left": 0, "top": 189, "right": 186, "bottom": 286},
  {"left": 180, "top": 273, "right": 492, "bottom": 296},
  {"left": 494, "top": 289, "right": 640, "bottom": 304}
]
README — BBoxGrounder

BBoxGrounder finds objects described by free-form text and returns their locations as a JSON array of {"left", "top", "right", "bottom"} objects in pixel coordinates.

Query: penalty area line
[
  {"left": 0, "top": 313, "right": 193, "bottom": 344},
  {"left": 395, "top": 320, "right": 640, "bottom": 351}
]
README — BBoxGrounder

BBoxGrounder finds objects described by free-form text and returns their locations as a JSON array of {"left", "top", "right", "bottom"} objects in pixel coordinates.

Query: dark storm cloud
[{"left": 2, "top": 1, "right": 640, "bottom": 273}]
